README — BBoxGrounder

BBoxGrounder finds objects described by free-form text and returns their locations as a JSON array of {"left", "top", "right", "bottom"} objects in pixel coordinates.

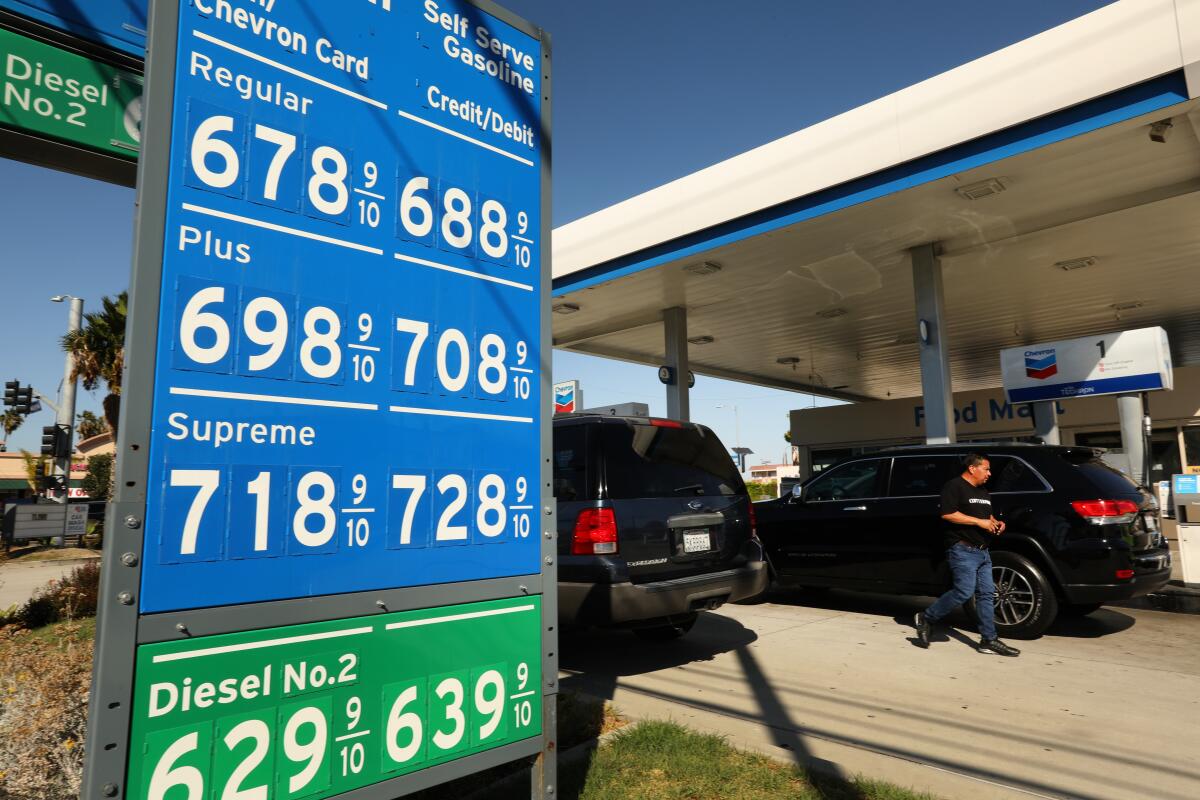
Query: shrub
[
  {"left": 16, "top": 596, "right": 57, "bottom": 630},
  {"left": 12, "top": 561, "right": 101, "bottom": 631},
  {"left": 0, "top": 627, "right": 92, "bottom": 798}
]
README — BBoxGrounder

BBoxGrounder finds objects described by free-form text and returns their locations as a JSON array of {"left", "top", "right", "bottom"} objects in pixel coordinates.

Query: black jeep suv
[
  {"left": 755, "top": 444, "right": 1172, "bottom": 638},
  {"left": 554, "top": 414, "right": 767, "bottom": 639}
]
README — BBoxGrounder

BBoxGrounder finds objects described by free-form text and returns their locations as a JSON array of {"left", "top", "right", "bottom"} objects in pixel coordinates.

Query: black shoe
[
  {"left": 978, "top": 638, "right": 1020, "bottom": 657},
  {"left": 914, "top": 612, "right": 931, "bottom": 648}
]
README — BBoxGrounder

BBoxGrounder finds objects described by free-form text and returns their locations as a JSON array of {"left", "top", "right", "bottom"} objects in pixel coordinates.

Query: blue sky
[{"left": 0, "top": 0, "right": 1115, "bottom": 463}]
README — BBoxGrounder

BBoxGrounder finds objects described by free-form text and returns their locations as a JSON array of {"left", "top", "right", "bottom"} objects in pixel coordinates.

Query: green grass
[{"left": 557, "top": 720, "right": 939, "bottom": 800}]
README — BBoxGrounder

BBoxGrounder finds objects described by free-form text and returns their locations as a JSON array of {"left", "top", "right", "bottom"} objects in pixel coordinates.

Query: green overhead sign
[
  {"left": 0, "top": 27, "right": 141, "bottom": 158},
  {"left": 127, "top": 596, "right": 543, "bottom": 799}
]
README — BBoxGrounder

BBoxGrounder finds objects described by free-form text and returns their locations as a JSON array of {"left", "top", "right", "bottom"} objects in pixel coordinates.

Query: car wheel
[
  {"left": 1060, "top": 602, "right": 1103, "bottom": 617},
  {"left": 969, "top": 551, "right": 1058, "bottom": 639},
  {"left": 632, "top": 613, "right": 698, "bottom": 641}
]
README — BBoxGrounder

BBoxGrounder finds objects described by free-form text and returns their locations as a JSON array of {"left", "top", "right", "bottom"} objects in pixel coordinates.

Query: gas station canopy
[{"left": 550, "top": 0, "right": 1200, "bottom": 404}]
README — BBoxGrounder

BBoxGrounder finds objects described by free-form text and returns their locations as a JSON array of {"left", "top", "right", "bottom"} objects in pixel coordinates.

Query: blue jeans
[{"left": 925, "top": 543, "right": 997, "bottom": 640}]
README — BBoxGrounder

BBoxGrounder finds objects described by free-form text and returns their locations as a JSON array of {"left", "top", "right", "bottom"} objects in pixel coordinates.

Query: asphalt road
[{"left": 560, "top": 590, "right": 1200, "bottom": 800}]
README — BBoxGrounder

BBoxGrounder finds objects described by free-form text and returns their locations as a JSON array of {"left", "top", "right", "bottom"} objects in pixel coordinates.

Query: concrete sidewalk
[{"left": 560, "top": 591, "right": 1200, "bottom": 800}]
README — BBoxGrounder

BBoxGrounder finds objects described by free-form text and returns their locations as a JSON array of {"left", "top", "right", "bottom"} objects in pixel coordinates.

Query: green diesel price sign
[
  {"left": 1, "top": 27, "right": 141, "bottom": 157},
  {"left": 127, "top": 596, "right": 543, "bottom": 799}
]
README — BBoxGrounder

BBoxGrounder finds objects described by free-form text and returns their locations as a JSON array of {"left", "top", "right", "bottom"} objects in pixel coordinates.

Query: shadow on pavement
[
  {"left": 559, "top": 610, "right": 757, "bottom": 683},
  {"left": 766, "top": 586, "right": 1137, "bottom": 641},
  {"left": 560, "top": 611, "right": 871, "bottom": 799}
]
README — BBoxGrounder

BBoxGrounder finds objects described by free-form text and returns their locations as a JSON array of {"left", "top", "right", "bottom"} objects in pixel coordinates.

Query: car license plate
[{"left": 683, "top": 530, "right": 712, "bottom": 553}]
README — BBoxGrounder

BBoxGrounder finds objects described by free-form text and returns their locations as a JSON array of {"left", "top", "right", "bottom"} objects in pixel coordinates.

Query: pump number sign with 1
[{"left": 141, "top": 0, "right": 543, "bottom": 613}]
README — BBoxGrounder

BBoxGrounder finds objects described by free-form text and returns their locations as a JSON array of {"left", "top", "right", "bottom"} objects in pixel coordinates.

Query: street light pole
[
  {"left": 716, "top": 403, "right": 741, "bottom": 449},
  {"left": 51, "top": 295, "right": 83, "bottom": 508}
]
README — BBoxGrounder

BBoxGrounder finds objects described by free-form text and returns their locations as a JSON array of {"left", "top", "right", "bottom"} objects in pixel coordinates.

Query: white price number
[
  {"left": 146, "top": 705, "right": 328, "bottom": 800},
  {"left": 351, "top": 313, "right": 377, "bottom": 384},
  {"left": 394, "top": 317, "right": 529, "bottom": 399},
  {"left": 512, "top": 661, "right": 534, "bottom": 730},
  {"left": 383, "top": 669, "right": 511, "bottom": 769},
  {"left": 338, "top": 695, "right": 366, "bottom": 777},
  {"left": 170, "top": 468, "right": 343, "bottom": 557},
  {"left": 511, "top": 476, "right": 531, "bottom": 539},
  {"left": 398, "top": 176, "right": 522, "bottom": 263},
  {"left": 189, "top": 112, "right": 363, "bottom": 222},
  {"left": 178, "top": 287, "right": 344, "bottom": 382},
  {"left": 345, "top": 474, "right": 371, "bottom": 548},
  {"left": 513, "top": 209, "right": 533, "bottom": 269},
  {"left": 390, "top": 472, "right": 529, "bottom": 544}
]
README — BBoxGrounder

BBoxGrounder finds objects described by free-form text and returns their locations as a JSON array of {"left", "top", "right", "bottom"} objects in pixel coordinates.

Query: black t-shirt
[{"left": 940, "top": 475, "right": 994, "bottom": 548}]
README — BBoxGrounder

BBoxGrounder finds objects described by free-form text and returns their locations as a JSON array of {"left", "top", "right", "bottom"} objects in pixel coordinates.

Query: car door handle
[{"left": 842, "top": 505, "right": 868, "bottom": 511}]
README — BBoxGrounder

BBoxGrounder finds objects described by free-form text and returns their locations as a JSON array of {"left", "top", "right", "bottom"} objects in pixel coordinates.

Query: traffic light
[
  {"left": 13, "top": 385, "right": 33, "bottom": 415},
  {"left": 3, "top": 380, "right": 17, "bottom": 407},
  {"left": 32, "top": 461, "right": 63, "bottom": 491},
  {"left": 41, "top": 425, "right": 69, "bottom": 458}
]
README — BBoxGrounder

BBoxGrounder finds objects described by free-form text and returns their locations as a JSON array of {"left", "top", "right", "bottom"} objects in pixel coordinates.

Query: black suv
[
  {"left": 554, "top": 414, "right": 767, "bottom": 639},
  {"left": 755, "top": 444, "right": 1172, "bottom": 638}
]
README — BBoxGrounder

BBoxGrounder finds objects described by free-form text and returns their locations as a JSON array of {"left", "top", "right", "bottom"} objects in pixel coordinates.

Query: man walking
[{"left": 914, "top": 454, "right": 1020, "bottom": 657}]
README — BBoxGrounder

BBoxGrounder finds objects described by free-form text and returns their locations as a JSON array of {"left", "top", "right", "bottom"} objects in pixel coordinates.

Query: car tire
[
  {"left": 632, "top": 613, "right": 698, "bottom": 641},
  {"left": 968, "top": 551, "right": 1058, "bottom": 640},
  {"left": 1060, "top": 602, "right": 1103, "bottom": 617}
]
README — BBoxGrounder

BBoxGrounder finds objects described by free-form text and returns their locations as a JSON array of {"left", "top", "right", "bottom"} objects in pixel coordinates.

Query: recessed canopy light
[
  {"left": 775, "top": 356, "right": 800, "bottom": 366},
  {"left": 955, "top": 177, "right": 1007, "bottom": 200},
  {"left": 682, "top": 261, "right": 722, "bottom": 276},
  {"left": 816, "top": 307, "right": 847, "bottom": 319},
  {"left": 1054, "top": 257, "right": 1096, "bottom": 271},
  {"left": 552, "top": 303, "right": 581, "bottom": 315},
  {"left": 1109, "top": 301, "right": 1144, "bottom": 311},
  {"left": 687, "top": 335, "right": 715, "bottom": 345}
]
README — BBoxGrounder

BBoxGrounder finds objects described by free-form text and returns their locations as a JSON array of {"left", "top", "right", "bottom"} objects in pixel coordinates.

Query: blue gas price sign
[
  {"left": 0, "top": 0, "right": 148, "bottom": 55},
  {"left": 141, "top": 0, "right": 544, "bottom": 614}
]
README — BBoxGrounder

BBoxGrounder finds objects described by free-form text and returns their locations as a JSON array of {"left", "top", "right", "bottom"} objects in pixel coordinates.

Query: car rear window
[
  {"left": 1071, "top": 458, "right": 1141, "bottom": 495},
  {"left": 602, "top": 423, "right": 743, "bottom": 499},
  {"left": 553, "top": 424, "right": 591, "bottom": 501}
]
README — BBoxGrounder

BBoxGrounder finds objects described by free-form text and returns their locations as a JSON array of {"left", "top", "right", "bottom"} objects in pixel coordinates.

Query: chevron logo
[
  {"left": 1024, "top": 349, "right": 1058, "bottom": 380},
  {"left": 554, "top": 384, "right": 576, "bottom": 413}
]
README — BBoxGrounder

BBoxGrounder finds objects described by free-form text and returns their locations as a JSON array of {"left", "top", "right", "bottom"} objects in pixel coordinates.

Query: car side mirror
[{"left": 791, "top": 484, "right": 804, "bottom": 503}]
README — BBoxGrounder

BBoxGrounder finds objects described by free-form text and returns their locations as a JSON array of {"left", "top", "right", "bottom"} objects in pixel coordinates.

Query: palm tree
[
  {"left": 62, "top": 292, "right": 127, "bottom": 437},
  {"left": 1, "top": 409, "right": 23, "bottom": 450},
  {"left": 19, "top": 450, "right": 47, "bottom": 492},
  {"left": 76, "top": 410, "right": 108, "bottom": 440}
]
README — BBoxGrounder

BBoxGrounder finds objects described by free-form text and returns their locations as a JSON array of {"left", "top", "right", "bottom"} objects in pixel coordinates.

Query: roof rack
[{"left": 872, "top": 441, "right": 1081, "bottom": 453}]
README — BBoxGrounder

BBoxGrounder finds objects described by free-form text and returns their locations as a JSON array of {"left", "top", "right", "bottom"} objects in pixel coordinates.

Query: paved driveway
[
  {"left": 0, "top": 559, "right": 94, "bottom": 610},
  {"left": 560, "top": 590, "right": 1200, "bottom": 800}
]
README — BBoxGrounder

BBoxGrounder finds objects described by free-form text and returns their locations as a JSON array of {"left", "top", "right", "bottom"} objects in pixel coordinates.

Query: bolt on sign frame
[{"left": 81, "top": 1, "right": 555, "bottom": 798}]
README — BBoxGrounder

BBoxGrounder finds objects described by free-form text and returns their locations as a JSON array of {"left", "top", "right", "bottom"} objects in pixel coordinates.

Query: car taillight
[
  {"left": 650, "top": 418, "right": 683, "bottom": 428},
  {"left": 572, "top": 508, "right": 618, "bottom": 555},
  {"left": 1115, "top": 569, "right": 1135, "bottom": 580},
  {"left": 1070, "top": 499, "right": 1140, "bottom": 524},
  {"left": 748, "top": 502, "right": 758, "bottom": 541}
]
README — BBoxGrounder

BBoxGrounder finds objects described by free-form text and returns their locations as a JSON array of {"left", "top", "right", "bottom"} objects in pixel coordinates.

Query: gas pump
[{"left": 1172, "top": 474, "right": 1200, "bottom": 586}]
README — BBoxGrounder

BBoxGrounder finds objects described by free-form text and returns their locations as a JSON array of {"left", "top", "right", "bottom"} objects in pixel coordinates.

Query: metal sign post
[{"left": 83, "top": 0, "right": 553, "bottom": 797}]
